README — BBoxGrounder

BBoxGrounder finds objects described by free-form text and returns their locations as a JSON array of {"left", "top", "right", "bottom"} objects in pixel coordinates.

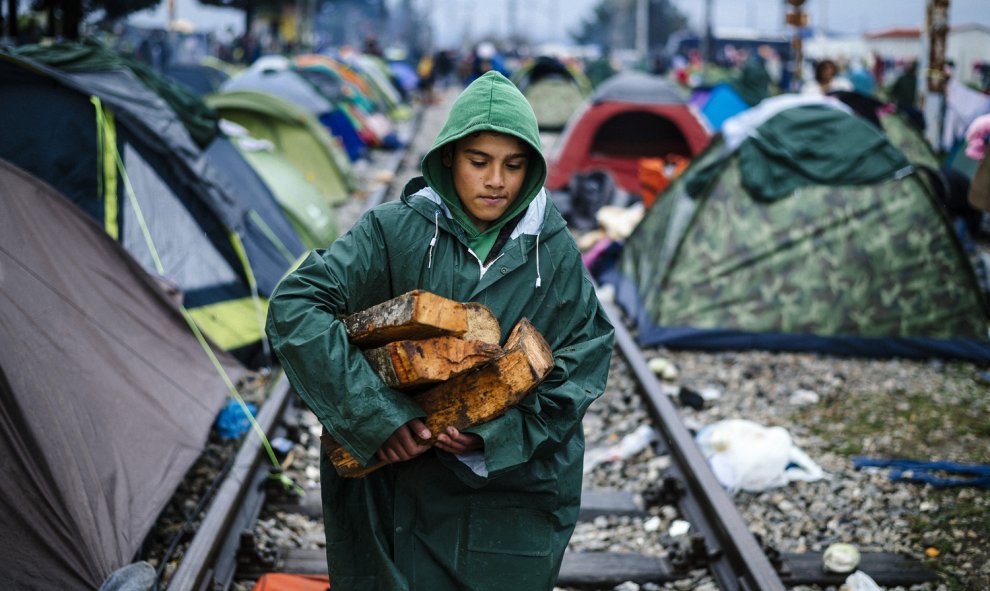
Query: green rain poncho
[{"left": 266, "top": 71, "right": 614, "bottom": 590}]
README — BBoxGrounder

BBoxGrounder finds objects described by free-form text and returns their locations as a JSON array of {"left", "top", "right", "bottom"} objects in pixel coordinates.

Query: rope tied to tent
[
  {"left": 90, "top": 96, "right": 119, "bottom": 239},
  {"left": 248, "top": 210, "right": 298, "bottom": 265}
]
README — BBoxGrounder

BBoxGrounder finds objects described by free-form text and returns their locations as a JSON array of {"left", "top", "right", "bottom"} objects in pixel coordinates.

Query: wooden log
[
  {"left": 501, "top": 316, "right": 555, "bottom": 378},
  {"left": 364, "top": 336, "right": 503, "bottom": 390},
  {"left": 463, "top": 302, "right": 501, "bottom": 345},
  {"left": 343, "top": 290, "right": 468, "bottom": 348},
  {"left": 324, "top": 318, "right": 553, "bottom": 477}
]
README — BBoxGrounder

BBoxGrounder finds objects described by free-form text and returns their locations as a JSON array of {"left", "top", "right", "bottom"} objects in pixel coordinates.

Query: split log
[
  {"left": 343, "top": 290, "right": 468, "bottom": 348},
  {"left": 324, "top": 318, "right": 554, "bottom": 478},
  {"left": 364, "top": 336, "right": 503, "bottom": 390},
  {"left": 463, "top": 302, "right": 501, "bottom": 345},
  {"left": 361, "top": 302, "right": 503, "bottom": 390},
  {"left": 501, "top": 316, "right": 554, "bottom": 377}
]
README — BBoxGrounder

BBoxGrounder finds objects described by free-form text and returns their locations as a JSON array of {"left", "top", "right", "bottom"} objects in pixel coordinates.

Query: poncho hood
[{"left": 421, "top": 70, "right": 547, "bottom": 259}]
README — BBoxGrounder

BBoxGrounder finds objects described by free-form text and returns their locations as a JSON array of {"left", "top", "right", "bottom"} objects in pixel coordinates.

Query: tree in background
[
  {"left": 570, "top": 0, "right": 687, "bottom": 59},
  {"left": 196, "top": 0, "right": 299, "bottom": 40},
  {"left": 12, "top": 0, "right": 160, "bottom": 39}
]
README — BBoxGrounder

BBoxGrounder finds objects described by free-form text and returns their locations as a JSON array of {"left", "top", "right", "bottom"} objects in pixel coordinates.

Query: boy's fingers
[
  {"left": 410, "top": 418, "right": 431, "bottom": 440},
  {"left": 395, "top": 426, "right": 424, "bottom": 456},
  {"left": 379, "top": 448, "right": 399, "bottom": 464},
  {"left": 378, "top": 420, "right": 440, "bottom": 463},
  {"left": 446, "top": 427, "right": 472, "bottom": 445}
]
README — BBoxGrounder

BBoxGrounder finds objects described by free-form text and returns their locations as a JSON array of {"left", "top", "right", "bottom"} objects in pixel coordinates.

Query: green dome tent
[
  {"left": 221, "top": 119, "right": 339, "bottom": 250},
  {"left": 600, "top": 95, "right": 990, "bottom": 360},
  {"left": 205, "top": 89, "right": 357, "bottom": 205}
]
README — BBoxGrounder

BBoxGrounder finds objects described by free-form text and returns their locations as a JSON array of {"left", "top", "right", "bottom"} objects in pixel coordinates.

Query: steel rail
[
  {"left": 167, "top": 372, "right": 292, "bottom": 591},
  {"left": 168, "top": 105, "right": 426, "bottom": 591},
  {"left": 602, "top": 297, "right": 786, "bottom": 591}
]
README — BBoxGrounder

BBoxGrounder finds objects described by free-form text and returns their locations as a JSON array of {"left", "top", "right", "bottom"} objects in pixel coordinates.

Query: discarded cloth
[
  {"left": 852, "top": 457, "right": 990, "bottom": 489},
  {"left": 215, "top": 399, "right": 258, "bottom": 440}
]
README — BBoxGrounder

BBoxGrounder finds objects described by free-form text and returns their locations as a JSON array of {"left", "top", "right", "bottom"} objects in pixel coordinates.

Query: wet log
[
  {"left": 343, "top": 290, "right": 468, "bottom": 348},
  {"left": 462, "top": 302, "right": 501, "bottom": 345},
  {"left": 324, "top": 318, "right": 553, "bottom": 477},
  {"left": 364, "top": 336, "right": 503, "bottom": 390}
]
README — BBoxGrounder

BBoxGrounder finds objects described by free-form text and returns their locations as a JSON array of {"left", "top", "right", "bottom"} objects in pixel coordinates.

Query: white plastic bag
[
  {"left": 695, "top": 419, "right": 825, "bottom": 493},
  {"left": 584, "top": 425, "right": 657, "bottom": 474},
  {"left": 841, "top": 571, "right": 882, "bottom": 591}
]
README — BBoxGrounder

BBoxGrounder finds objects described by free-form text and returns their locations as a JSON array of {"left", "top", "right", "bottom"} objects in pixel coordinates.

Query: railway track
[
  {"left": 148, "top": 92, "right": 955, "bottom": 591},
  {"left": 158, "top": 295, "right": 939, "bottom": 591}
]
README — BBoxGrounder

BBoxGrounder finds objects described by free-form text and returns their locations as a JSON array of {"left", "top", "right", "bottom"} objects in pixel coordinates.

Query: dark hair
[{"left": 815, "top": 59, "right": 838, "bottom": 84}]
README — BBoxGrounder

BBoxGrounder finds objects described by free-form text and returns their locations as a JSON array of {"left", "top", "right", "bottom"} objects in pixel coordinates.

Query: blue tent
[{"left": 696, "top": 83, "right": 751, "bottom": 132}]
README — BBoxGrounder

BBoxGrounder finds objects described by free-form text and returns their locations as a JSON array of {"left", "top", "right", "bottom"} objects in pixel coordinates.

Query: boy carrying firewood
[{"left": 266, "top": 71, "right": 614, "bottom": 590}]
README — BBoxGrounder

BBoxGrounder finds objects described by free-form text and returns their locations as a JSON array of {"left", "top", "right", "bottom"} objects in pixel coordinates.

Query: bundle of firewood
[{"left": 321, "top": 290, "right": 554, "bottom": 478}]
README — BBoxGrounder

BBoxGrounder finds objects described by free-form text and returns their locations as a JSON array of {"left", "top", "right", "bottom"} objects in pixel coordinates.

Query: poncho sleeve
[{"left": 265, "top": 213, "right": 425, "bottom": 467}]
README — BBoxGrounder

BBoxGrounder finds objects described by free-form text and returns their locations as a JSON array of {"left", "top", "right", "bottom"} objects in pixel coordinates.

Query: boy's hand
[
  {"left": 377, "top": 419, "right": 432, "bottom": 464},
  {"left": 435, "top": 426, "right": 483, "bottom": 455}
]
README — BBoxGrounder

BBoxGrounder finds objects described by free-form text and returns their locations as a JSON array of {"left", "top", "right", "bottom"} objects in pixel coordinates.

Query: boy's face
[{"left": 446, "top": 131, "right": 530, "bottom": 231}]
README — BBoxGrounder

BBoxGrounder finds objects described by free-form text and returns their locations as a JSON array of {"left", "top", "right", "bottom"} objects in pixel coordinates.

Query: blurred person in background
[
  {"left": 888, "top": 59, "right": 924, "bottom": 132},
  {"left": 463, "top": 42, "right": 510, "bottom": 85},
  {"left": 802, "top": 58, "right": 853, "bottom": 95}
]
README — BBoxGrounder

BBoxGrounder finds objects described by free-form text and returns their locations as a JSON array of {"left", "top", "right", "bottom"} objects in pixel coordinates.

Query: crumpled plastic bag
[
  {"left": 695, "top": 419, "right": 826, "bottom": 493},
  {"left": 841, "top": 570, "right": 882, "bottom": 591},
  {"left": 584, "top": 424, "right": 657, "bottom": 474}
]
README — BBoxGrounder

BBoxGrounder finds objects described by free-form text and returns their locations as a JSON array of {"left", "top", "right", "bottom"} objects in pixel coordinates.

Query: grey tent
[
  {"left": 0, "top": 43, "right": 306, "bottom": 364},
  {"left": 0, "top": 158, "right": 237, "bottom": 589},
  {"left": 164, "top": 62, "right": 231, "bottom": 96}
]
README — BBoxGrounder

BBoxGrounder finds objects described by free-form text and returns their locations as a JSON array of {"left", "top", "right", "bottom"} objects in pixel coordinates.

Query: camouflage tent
[
  {"left": 829, "top": 90, "right": 942, "bottom": 173},
  {"left": 601, "top": 96, "right": 990, "bottom": 360}
]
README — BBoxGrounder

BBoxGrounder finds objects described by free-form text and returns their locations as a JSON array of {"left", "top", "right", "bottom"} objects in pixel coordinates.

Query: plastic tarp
[
  {"left": 698, "top": 83, "right": 750, "bottom": 132},
  {"left": 0, "top": 159, "right": 237, "bottom": 589}
]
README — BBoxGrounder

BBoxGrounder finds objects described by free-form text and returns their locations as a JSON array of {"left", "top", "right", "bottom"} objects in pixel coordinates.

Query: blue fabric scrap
[{"left": 852, "top": 457, "right": 990, "bottom": 489}]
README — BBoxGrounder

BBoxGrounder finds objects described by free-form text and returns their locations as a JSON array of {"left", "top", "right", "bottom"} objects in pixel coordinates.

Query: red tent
[{"left": 546, "top": 71, "right": 712, "bottom": 194}]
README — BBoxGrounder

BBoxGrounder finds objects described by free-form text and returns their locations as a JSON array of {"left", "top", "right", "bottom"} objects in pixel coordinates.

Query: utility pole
[
  {"left": 507, "top": 0, "right": 517, "bottom": 43},
  {"left": 635, "top": 0, "right": 648, "bottom": 62},
  {"left": 702, "top": 0, "right": 713, "bottom": 64},
  {"left": 924, "top": 0, "right": 950, "bottom": 150},
  {"left": 785, "top": 0, "right": 808, "bottom": 91}
]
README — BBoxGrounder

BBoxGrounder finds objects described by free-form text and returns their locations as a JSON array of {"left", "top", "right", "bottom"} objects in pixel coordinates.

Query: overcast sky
[{"left": 130, "top": 0, "right": 990, "bottom": 46}]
